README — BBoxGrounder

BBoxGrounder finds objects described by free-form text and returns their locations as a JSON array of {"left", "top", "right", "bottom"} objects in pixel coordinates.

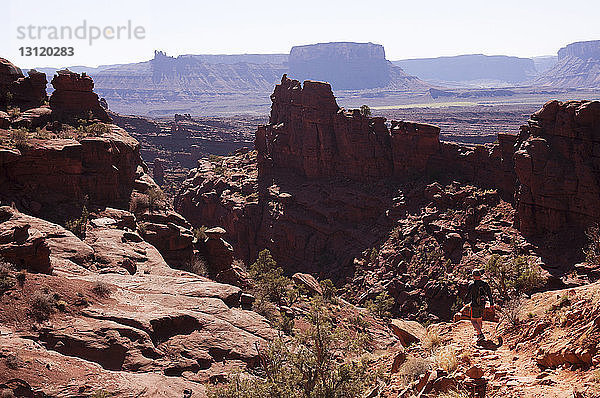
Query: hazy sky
[{"left": 2, "top": 0, "right": 599, "bottom": 69}]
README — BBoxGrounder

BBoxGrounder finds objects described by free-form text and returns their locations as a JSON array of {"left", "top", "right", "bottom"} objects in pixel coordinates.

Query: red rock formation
[
  {"left": 0, "top": 58, "right": 47, "bottom": 110},
  {"left": 0, "top": 127, "right": 141, "bottom": 219},
  {"left": 257, "top": 75, "right": 394, "bottom": 180},
  {"left": 514, "top": 100, "right": 600, "bottom": 237},
  {"left": 0, "top": 207, "right": 276, "bottom": 395},
  {"left": 49, "top": 70, "right": 111, "bottom": 123},
  {"left": 9, "top": 70, "right": 48, "bottom": 109},
  {"left": 256, "top": 75, "right": 516, "bottom": 191},
  {"left": 153, "top": 157, "right": 165, "bottom": 185}
]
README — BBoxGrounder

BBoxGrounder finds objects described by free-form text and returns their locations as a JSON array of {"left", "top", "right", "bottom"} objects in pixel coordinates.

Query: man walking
[{"left": 465, "top": 268, "right": 494, "bottom": 343}]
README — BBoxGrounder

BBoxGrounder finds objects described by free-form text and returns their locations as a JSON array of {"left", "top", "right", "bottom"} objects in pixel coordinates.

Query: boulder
[
  {"left": 389, "top": 319, "right": 426, "bottom": 347},
  {"left": 9, "top": 69, "right": 48, "bottom": 109},
  {"left": 292, "top": 272, "right": 323, "bottom": 296},
  {"left": 0, "top": 206, "right": 94, "bottom": 273}
]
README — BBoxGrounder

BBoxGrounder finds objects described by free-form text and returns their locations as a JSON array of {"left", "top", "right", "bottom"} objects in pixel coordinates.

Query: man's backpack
[{"left": 471, "top": 282, "right": 487, "bottom": 307}]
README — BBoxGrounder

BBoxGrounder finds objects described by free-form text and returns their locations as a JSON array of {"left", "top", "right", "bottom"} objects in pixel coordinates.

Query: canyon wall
[
  {"left": 514, "top": 100, "right": 600, "bottom": 238},
  {"left": 558, "top": 40, "right": 600, "bottom": 61},
  {"left": 177, "top": 75, "right": 600, "bottom": 278}
]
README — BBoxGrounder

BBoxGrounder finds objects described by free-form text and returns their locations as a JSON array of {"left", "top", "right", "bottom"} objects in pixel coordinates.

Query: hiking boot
[{"left": 477, "top": 333, "right": 486, "bottom": 342}]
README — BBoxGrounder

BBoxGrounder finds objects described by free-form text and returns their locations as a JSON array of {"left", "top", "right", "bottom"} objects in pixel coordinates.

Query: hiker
[{"left": 465, "top": 268, "right": 494, "bottom": 343}]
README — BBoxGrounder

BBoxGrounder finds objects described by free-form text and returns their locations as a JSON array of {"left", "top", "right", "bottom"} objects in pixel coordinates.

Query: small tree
[
  {"left": 65, "top": 205, "right": 89, "bottom": 239},
  {"left": 147, "top": 187, "right": 166, "bottom": 211},
  {"left": 249, "top": 249, "right": 290, "bottom": 305},
  {"left": 485, "top": 254, "right": 544, "bottom": 299},
  {"left": 366, "top": 291, "right": 394, "bottom": 319}
]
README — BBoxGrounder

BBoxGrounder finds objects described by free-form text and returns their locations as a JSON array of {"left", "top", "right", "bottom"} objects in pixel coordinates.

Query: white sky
[{"left": 1, "top": 0, "right": 599, "bottom": 69}]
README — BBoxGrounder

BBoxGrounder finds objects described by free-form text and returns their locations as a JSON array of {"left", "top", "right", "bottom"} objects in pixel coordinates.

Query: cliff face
[
  {"left": 514, "top": 100, "right": 600, "bottom": 238},
  {"left": 257, "top": 75, "right": 515, "bottom": 189},
  {"left": 535, "top": 40, "right": 600, "bottom": 88},
  {"left": 289, "top": 42, "right": 428, "bottom": 90},
  {"left": 289, "top": 42, "right": 388, "bottom": 89},
  {"left": 0, "top": 128, "right": 141, "bottom": 219},
  {"left": 558, "top": 40, "right": 600, "bottom": 61}
]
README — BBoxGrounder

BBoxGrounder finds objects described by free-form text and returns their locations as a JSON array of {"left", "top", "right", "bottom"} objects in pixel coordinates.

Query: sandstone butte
[{"left": 1, "top": 58, "right": 600, "bottom": 397}]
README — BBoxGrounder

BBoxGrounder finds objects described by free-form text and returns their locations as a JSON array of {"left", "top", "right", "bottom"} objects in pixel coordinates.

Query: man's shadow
[{"left": 477, "top": 336, "right": 502, "bottom": 350}]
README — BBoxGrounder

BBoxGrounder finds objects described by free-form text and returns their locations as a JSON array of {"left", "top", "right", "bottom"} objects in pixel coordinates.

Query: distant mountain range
[
  {"left": 31, "top": 40, "right": 600, "bottom": 115},
  {"left": 35, "top": 43, "right": 432, "bottom": 115}
]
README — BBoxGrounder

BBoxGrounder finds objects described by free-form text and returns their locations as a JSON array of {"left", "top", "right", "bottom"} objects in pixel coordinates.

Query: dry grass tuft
[
  {"left": 91, "top": 281, "right": 112, "bottom": 298},
  {"left": 422, "top": 326, "right": 442, "bottom": 350},
  {"left": 435, "top": 346, "right": 458, "bottom": 373},
  {"left": 437, "top": 390, "right": 470, "bottom": 398},
  {"left": 398, "top": 356, "right": 430, "bottom": 381}
]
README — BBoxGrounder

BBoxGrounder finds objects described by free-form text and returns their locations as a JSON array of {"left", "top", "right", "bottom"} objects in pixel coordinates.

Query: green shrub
[
  {"left": 369, "top": 247, "right": 378, "bottom": 264},
  {"left": 130, "top": 194, "right": 149, "bottom": 215},
  {"left": 249, "top": 249, "right": 290, "bottom": 305},
  {"left": 0, "top": 262, "right": 15, "bottom": 295},
  {"left": 147, "top": 187, "right": 166, "bottom": 211},
  {"left": 33, "top": 127, "right": 50, "bottom": 139},
  {"left": 187, "top": 253, "right": 210, "bottom": 277},
  {"left": 397, "top": 356, "right": 430, "bottom": 382},
  {"left": 209, "top": 299, "right": 373, "bottom": 398},
  {"left": 193, "top": 226, "right": 208, "bottom": 242},
  {"left": 10, "top": 128, "right": 28, "bottom": 148},
  {"left": 5, "top": 353, "right": 21, "bottom": 370},
  {"left": 365, "top": 291, "right": 394, "bottom": 319},
  {"left": 65, "top": 205, "right": 89, "bottom": 239},
  {"left": 7, "top": 106, "right": 20, "bottom": 118},
  {"left": 485, "top": 254, "right": 544, "bottom": 298},
  {"left": 79, "top": 122, "right": 112, "bottom": 137},
  {"left": 320, "top": 279, "right": 337, "bottom": 302},
  {"left": 208, "top": 154, "right": 222, "bottom": 163},
  {"left": 91, "top": 281, "right": 112, "bottom": 298}
]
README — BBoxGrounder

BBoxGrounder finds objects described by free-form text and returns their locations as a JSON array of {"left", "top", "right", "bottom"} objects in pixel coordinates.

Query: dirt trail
[{"left": 439, "top": 320, "right": 584, "bottom": 398}]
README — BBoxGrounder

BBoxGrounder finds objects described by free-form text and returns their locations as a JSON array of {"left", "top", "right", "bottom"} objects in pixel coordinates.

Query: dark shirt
[{"left": 465, "top": 279, "right": 494, "bottom": 307}]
